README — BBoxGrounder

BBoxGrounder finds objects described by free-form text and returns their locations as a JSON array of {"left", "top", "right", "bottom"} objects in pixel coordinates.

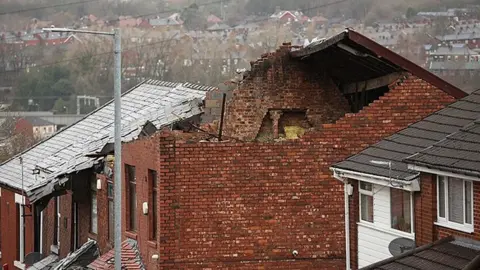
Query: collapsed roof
[
  {"left": 0, "top": 80, "right": 215, "bottom": 203},
  {"left": 290, "top": 29, "right": 466, "bottom": 99}
]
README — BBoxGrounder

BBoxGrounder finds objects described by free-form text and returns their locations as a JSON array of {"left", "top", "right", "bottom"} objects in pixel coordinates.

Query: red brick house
[
  {"left": 89, "top": 30, "right": 464, "bottom": 269},
  {"left": 0, "top": 30, "right": 467, "bottom": 269},
  {"left": 331, "top": 90, "right": 480, "bottom": 269}
]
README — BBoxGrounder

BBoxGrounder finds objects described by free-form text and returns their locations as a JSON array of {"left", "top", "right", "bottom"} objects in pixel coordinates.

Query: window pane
[
  {"left": 448, "top": 179, "right": 464, "bottom": 224},
  {"left": 91, "top": 192, "right": 98, "bottom": 234},
  {"left": 361, "top": 194, "right": 373, "bottom": 222},
  {"left": 465, "top": 181, "right": 472, "bottom": 224},
  {"left": 130, "top": 182, "right": 137, "bottom": 231},
  {"left": 438, "top": 178, "right": 446, "bottom": 218},
  {"left": 152, "top": 189, "right": 157, "bottom": 239},
  {"left": 360, "top": 182, "right": 373, "bottom": 191},
  {"left": 107, "top": 182, "right": 113, "bottom": 198},
  {"left": 391, "top": 189, "right": 412, "bottom": 233}
]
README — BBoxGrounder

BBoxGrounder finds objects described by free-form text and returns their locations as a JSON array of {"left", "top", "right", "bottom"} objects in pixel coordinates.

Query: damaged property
[{"left": 0, "top": 29, "right": 471, "bottom": 270}]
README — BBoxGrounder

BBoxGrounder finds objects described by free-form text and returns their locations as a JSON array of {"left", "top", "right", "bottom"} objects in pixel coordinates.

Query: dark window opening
[
  {"left": 16, "top": 204, "right": 20, "bottom": 261},
  {"left": 107, "top": 181, "right": 114, "bottom": 243},
  {"left": 148, "top": 169, "right": 158, "bottom": 240},
  {"left": 344, "top": 85, "right": 390, "bottom": 113},
  {"left": 125, "top": 165, "right": 137, "bottom": 231},
  {"left": 53, "top": 197, "right": 59, "bottom": 246}
]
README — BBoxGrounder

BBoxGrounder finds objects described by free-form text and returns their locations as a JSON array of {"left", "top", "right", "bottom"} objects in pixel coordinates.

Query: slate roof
[
  {"left": 88, "top": 239, "right": 145, "bottom": 270},
  {"left": 24, "top": 116, "right": 56, "bottom": 127},
  {"left": 360, "top": 236, "right": 480, "bottom": 270},
  {"left": 0, "top": 80, "right": 215, "bottom": 194},
  {"left": 405, "top": 117, "right": 480, "bottom": 177},
  {"left": 429, "top": 61, "right": 480, "bottom": 70},
  {"left": 331, "top": 90, "right": 480, "bottom": 181}
]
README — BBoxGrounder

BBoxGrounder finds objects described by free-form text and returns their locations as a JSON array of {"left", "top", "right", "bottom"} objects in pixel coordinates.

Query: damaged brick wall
[
  {"left": 155, "top": 75, "right": 456, "bottom": 270},
  {"left": 223, "top": 43, "right": 351, "bottom": 141}
]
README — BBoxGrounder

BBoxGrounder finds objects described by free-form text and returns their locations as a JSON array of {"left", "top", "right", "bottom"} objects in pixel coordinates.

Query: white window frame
[
  {"left": 359, "top": 182, "right": 374, "bottom": 223},
  {"left": 436, "top": 175, "right": 474, "bottom": 233},
  {"left": 14, "top": 193, "right": 26, "bottom": 268}
]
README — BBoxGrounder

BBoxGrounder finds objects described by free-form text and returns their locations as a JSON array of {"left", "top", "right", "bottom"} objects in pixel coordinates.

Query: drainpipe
[{"left": 334, "top": 170, "right": 351, "bottom": 270}]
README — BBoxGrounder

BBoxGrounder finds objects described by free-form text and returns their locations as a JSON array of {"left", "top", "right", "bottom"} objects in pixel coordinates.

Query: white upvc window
[
  {"left": 436, "top": 176, "right": 474, "bottom": 233},
  {"left": 359, "top": 182, "right": 374, "bottom": 223}
]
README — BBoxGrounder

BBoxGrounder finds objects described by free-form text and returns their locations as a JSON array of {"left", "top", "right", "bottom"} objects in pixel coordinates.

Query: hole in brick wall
[
  {"left": 256, "top": 114, "right": 274, "bottom": 142},
  {"left": 255, "top": 110, "right": 310, "bottom": 142},
  {"left": 344, "top": 85, "right": 390, "bottom": 113},
  {"left": 279, "top": 110, "right": 311, "bottom": 135}
]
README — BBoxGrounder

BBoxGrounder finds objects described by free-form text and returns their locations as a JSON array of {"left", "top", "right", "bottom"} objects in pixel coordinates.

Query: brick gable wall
[{"left": 223, "top": 46, "right": 351, "bottom": 141}]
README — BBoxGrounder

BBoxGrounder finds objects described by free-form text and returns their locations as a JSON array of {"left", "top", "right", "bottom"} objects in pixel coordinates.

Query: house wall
[
  {"left": 153, "top": 74, "right": 454, "bottom": 269},
  {"left": 33, "top": 124, "right": 57, "bottom": 139},
  {"left": 40, "top": 171, "right": 94, "bottom": 262},
  {"left": 0, "top": 186, "right": 35, "bottom": 270},
  {"left": 14, "top": 119, "right": 33, "bottom": 138},
  {"left": 415, "top": 173, "right": 480, "bottom": 245},
  {"left": 339, "top": 78, "right": 457, "bottom": 269},
  {"left": 356, "top": 184, "right": 414, "bottom": 268}
]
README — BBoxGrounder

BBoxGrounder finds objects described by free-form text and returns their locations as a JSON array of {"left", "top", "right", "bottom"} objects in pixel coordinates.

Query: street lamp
[{"left": 43, "top": 27, "right": 122, "bottom": 270}]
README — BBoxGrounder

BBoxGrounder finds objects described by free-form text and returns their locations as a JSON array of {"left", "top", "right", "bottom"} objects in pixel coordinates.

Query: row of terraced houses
[{"left": 0, "top": 29, "right": 480, "bottom": 270}]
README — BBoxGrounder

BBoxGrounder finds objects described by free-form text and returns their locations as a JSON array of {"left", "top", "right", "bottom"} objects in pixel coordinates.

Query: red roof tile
[{"left": 88, "top": 239, "right": 145, "bottom": 270}]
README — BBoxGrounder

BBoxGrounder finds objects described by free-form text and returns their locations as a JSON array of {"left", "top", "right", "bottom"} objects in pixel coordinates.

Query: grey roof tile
[
  {"left": 333, "top": 90, "right": 480, "bottom": 180},
  {"left": 406, "top": 118, "right": 480, "bottom": 177},
  {"left": 361, "top": 237, "right": 480, "bottom": 270},
  {"left": 0, "top": 80, "right": 213, "bottom": 193}
]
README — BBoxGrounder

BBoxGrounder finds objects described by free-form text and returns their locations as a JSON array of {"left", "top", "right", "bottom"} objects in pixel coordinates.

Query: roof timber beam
[{"left": 341, "top": 72, "right": 407, "bottom": 94}]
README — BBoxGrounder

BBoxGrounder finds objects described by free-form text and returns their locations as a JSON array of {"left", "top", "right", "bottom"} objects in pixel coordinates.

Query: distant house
[
  {"left": 270, "top": 10, "right": 310, "bottom": 23},
  {"left": 21, "top": 116, "right": 57, "bottom": 139},
  {"left": 207, "top": 14, "right": 222, "bottom": 24},
  {"left": 206, "top": 23, "right": 230, "bottom": 32},
  {"left": 118, "top": 16, "right": 142, "bottom": 28},
  {"left": 426, "top": 43, "right": 480, "bottom": 62},
  {"left": 147, "top": 13, "right": 183, "bottom": 29}
]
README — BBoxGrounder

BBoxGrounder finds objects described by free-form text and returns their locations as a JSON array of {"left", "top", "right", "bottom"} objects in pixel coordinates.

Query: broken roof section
[
  {"left": 0, "top": 80, "right": 215, "bottom": 199},
  {"left": 290, "top": 29, "right": 466, "bottom": 99},
  {"left": 360, "top": 236, "right": 480, "bottom": 270},
  {"left": 88, "top": 239, "right": 145, "bottom": 270}
]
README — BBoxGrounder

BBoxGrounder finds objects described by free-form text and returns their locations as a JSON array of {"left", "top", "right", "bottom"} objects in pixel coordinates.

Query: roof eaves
[
  {"left": 359, "top": 236, "right": 455, "bottom": 270},
  {"left": 346, "top": 30, "right": 467, "bottom": 99}
]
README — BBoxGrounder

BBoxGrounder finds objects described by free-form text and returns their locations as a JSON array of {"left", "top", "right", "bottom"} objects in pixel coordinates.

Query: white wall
[
  {"left": 33, "top": 124, "right": 57, "bottom": 139},
  {"left": 358, "top": 184, "right": 414, "bottom": 268}
]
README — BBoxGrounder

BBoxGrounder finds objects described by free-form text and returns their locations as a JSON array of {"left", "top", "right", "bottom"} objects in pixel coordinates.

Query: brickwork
[
  {"left": 414, "top": 173, "right": 480, "bottom": 245},
  {"left": 108, "top": 70, "right": 457, "bottom": 269},
  {"left": 0, "top": 187, "right": 35, "bottom": 269},
  {"left": 223, "top": 45, "right": 351, "bottom": 141}
]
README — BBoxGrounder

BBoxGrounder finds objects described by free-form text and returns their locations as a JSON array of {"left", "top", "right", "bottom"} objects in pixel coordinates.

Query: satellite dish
[
  {"left": 388, "top": 237, "right": 416, "bottom": 256},
  {"left": 24, "top": 252, "right": 44, "bottom": 266}
]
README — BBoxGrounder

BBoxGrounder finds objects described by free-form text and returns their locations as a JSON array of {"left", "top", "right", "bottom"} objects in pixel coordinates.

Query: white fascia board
[
  {"left": 407, "top": 164, "right": 480, "bottom": 182},
  {"left": 15, "top": 193, "right": 26, "bottom": 205},
  {"left": 332, "top": 167, "right": 420, "bottom": 192}
]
